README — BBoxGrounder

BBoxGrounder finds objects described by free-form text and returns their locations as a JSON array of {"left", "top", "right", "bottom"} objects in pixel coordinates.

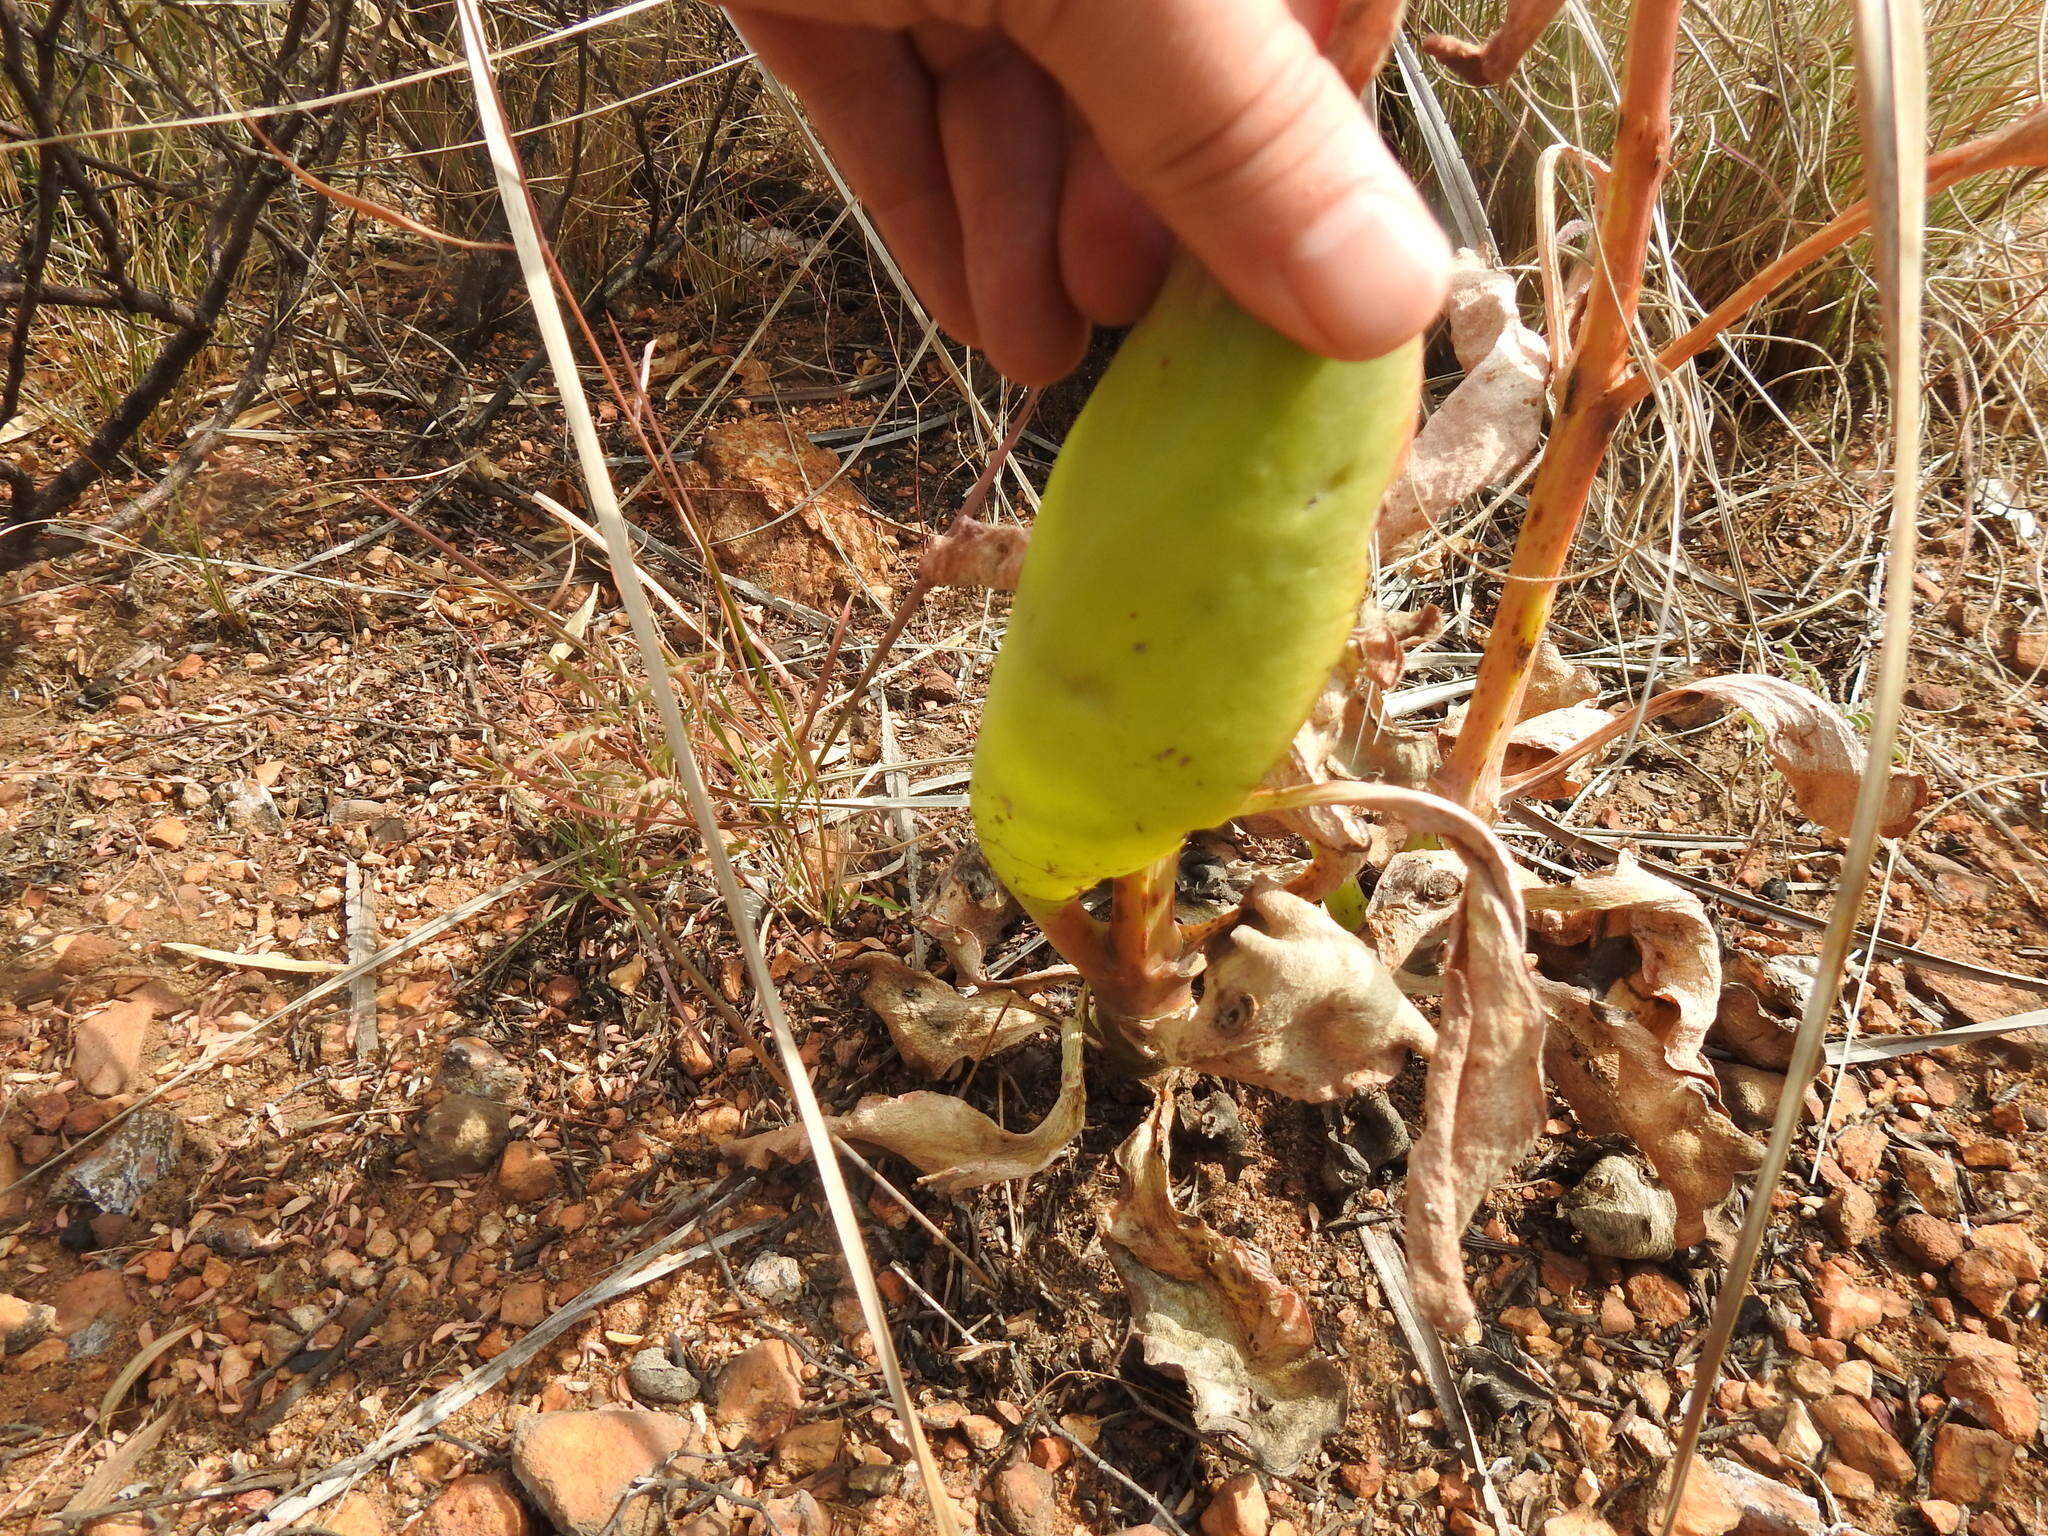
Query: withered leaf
[
  {"left": 917, "top": 843, "right": 1022, "bottom": 983},
  {"left": 1524, "top": 856, "right": 1719, "bottom": 1071},
  {"left": 1498, "top": 704, "right": 1616, "bottom": 798},
  {"left": 1543, "top": 982, "right": 1759, "bottom": 1248},
  {"left": 724, "top": 1013, "right": 1083, "bottom": 1194},
  {"left": 1377, "top": 254, "right": 1549, "bottom": 559},
  {"left": 919, "top": 516, "right": 1027, "bottom": 591},
  {"left": 1247, "top": 781, "right": 1544, "bottom": 1334},
  {"left": 1499, "top": 673, "right": 1930, "bottom": 837},
  {"left": 851, "top": 953, "right": 1052, "bottom": 1078},
  {"left": 1527, "top": 860, "right": 1761, "bottom": 1244},
  {"left": 1105, "top": 1093, "right": 1345, "bottom": 1471},
  {"left": 1163, "top": 889, "right": 1433, "bottom": 1101}
]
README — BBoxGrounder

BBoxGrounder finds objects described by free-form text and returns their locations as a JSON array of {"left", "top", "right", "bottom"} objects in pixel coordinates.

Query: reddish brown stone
[
  {"left": 1930, "top": 1423, "right": 2017, "bottom": 1504},
  {"left": 1813, "top": 1395, "right": 1912, "bottom": 1485},
  {"left": 1895, "top": 1214, "right": 1965, "bottom": 1270}
]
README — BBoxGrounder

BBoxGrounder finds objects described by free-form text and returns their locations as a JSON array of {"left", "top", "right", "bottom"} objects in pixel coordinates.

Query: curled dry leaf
[
  {"left": 1377, "top": 252, "right": 1549, "bottom": 559},
  {"left": 1526, "top": 860, "right": 1761, "bottom": 1246},
  {"left": 1362, "top": 848, "right": 1476, "bottom": 976},
  {"left": 918, "top": 843, "right": 1022, "bottom": 982},
  {"left": 1499, "top": 704, "right": 1616, "bottom": 798},
  {"left": 919, "top": 516, "right": 1028, "bottom": 591},
  {"left": 1499, "top": 673, "right": 1930, "bottom": 837},
  {"left": 1524, "top": 857, "right": 1720, "bottom": 1070},
  {"left": 1247, "top": 781, "right": 1544, "bottom": 1333},
  {"left": 1105, "top": 1093, "right": 1345, "bottom": 1471},
  {"left": 724, "top": 1014, "right": 1083, "bottom": 1195},
  {"left": 850, "top": 953, "right": 1053, "bottom": 1078},
  {"left": 1559, "top": 1151, "right": 1680, "bottom": 1261},
  {"left": 1518, "top": 638, "right": 1600, "bottom": 718},
  {"left": 1162, "top": 889, "right": 1434, "bottom": 1101}
]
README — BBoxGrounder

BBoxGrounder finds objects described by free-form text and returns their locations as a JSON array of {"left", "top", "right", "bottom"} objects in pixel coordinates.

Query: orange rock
[
  {"left": 72, "top": 995, "right": 155, "bottom": 1096},
  {"left": 509, "top": 1410, "right": 700, "bottom": 1536},
  {"left": 145, "top": 815, "right": 188, "bottom": 850},
  {"left": 1200, "top": 1472, "right": 1268, "bottom": 1536},
  {"left": 712, "top": 1340, "right": 804, "bottom": 1445},
  {"left": 1945, "top": 1332, "right": 2040, "bottom": 1442},
  {"left": 1929, "top": 1423, "right": 2016, "bottom": 1504},
  {"left": 496, "top": 1142, "right": 557, "bottom": 1203},
  {"left": 411, "top": 1474, "right": 532, "bottom": 1536},
  {"left": 1813, "top": 1395, "right": 1912, "bottom": 1484}
]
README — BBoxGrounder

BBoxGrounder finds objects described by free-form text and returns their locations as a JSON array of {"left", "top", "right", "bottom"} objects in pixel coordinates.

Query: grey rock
[
  {"left": 57, "top": 1107, "right": 182, "bottom": 1215},
  {"left": 739, "top": 1253, "right": 804, "bottom": 1306},
  {"left": 1561, "top": 1153, "right": 1678, "bottom": 1260},
  {"left": 626, "top": 1346, "right": 701, "bottom": 1405},
  {"left": 438, "top": 1036, "right": 526, "bottom": 1102}
]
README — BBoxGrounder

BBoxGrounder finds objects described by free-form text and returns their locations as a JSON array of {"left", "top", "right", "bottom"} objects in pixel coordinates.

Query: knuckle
[{"left": 1141, "top": 42, "right": 1332, "bottom": 204}]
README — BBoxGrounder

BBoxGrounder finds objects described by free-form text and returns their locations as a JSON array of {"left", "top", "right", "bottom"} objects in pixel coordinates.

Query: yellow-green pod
[{"left": 972, "top": 254, "right": 1421, "bottom": 906}]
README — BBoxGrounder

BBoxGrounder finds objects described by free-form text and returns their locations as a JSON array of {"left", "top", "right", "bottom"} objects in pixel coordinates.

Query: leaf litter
[{"left": 1103, "top": 1093, "right": 1347, "bottom": 1474}]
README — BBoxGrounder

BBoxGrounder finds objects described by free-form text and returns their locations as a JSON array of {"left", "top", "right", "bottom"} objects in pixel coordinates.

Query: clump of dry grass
[{"left": 1411, "top": 0, "right": 2048, "bottom": 382}]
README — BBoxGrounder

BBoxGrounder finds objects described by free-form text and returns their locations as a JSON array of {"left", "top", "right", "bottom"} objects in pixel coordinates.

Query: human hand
[{"left": 723, "top": 0, "right": 1450, "bottom": 384}]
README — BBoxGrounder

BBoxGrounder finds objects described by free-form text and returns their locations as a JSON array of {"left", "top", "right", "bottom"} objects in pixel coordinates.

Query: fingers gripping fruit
[{"left": 972, "top": 255, "right": 1422, "bottom": 905}]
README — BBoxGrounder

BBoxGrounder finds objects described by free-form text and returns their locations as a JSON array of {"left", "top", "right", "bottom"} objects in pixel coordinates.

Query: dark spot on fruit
[{"left": 1132, "top": 642, "right": 1148, "bottom": 653}]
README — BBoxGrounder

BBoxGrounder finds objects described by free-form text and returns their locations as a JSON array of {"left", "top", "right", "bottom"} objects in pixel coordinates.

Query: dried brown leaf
[
  {"left": 1528, "top": 862, "right": 1762, "bottom": 1245},
  {"left": 1362, "top": 848, "right": 1469, "bottom": 979},
  {"left": 1499, "top": 673, "right": 1930, "bottom": 837},
  {"left": 851, "top": 954, "right": 1052, "bottom": 1078},
  {"left": 1247, "top": 782, "right": 1544, "bottom": 1333},
  {"left": 1378, "top": 254, "right": 1549, "bottom": 559},
  {"left": 1162, "top": 889, "right": 1434, "bottom": 1101},
  {"left": 1524, "top": 856, "right": 1719, "bottom": 1069},
  {"left": 1518, "top": 640, "right": 1599, "bottom": 718},
  {"left": 917, "top": 843, "right": 1022, "bottom": 982},
  {"left": 1105, "top": 1093, "right": 1345, "bottom": 1470},
  {"left": 1499, "top": 704, "right": 1615, "bottom": 798},
  {"left": 919, "top": 516, "right": 1028, "bottom": 591},
  {"left": 723, "top": 1014, "right": 1082, "bottom": 1195}
]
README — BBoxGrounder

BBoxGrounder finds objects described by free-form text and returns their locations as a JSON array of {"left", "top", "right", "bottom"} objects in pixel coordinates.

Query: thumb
[{"left": 1005, "top": 0, "right": 1448, "bottom": 358}]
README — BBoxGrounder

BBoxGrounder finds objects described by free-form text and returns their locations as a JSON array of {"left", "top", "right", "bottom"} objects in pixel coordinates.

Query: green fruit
[{"left": 972, "top": 255, "right": 1421, "bottom": 905}]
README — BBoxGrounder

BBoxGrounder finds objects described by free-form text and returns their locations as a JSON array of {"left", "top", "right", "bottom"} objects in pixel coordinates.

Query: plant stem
[
  {"left": 1020, "top": 852, "right": 1192, "bottom": 1053},
  {"left": 1432, "top": 0, "right": 1683, "bottom": 818},
  {"left": 1105, "top": 851, "right": 1188, "bottom": 1023}
]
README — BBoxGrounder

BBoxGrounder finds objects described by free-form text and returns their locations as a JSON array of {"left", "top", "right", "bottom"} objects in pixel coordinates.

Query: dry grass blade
[
  {"left": 1657, "top": 1, "right": 1927, "bottom": 1529},
  {"left": 1357, "top": 1226, "right": 1516, "bottom": 1536},
  {"left": 447, "top": 7, "right": 961, "bottom": 1534},
  {"left": 1831, "top": 1007, "right": 2048, "bottom": 1063}
]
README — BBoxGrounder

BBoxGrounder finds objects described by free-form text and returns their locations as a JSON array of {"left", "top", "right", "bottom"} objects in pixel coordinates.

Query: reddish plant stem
[
  {"left": 1432, "top": 0, "right": 1682, "bottom": 819},
  {"left": 1104, "top": 852, "right": 1190, "bottom": 1024},
  {"left": 1423, "top": 0, "right": 1569, "bottom": 87},
  {"left": 1328, "top": 0, "right": 1409, "bottom": 90}
]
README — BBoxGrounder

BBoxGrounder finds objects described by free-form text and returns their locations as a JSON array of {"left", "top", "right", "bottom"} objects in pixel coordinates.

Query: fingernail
[{"left": 1287, "top": 182, "right": 1450, "bottom": 358}]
